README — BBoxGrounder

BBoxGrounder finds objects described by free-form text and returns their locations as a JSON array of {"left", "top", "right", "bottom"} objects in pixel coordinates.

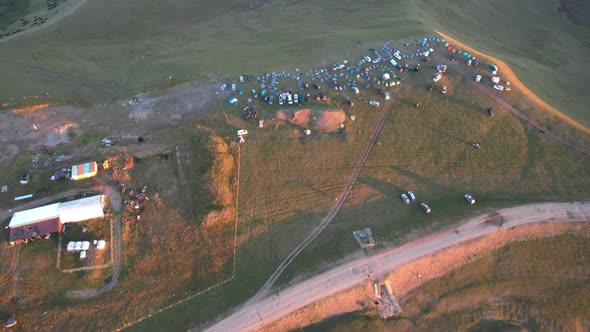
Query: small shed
[{"left": 71, "top": 161, "right": 97, "bottom": 181}]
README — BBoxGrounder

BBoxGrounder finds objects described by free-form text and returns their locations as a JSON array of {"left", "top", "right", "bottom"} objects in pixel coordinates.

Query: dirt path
[
  {"left": 0, "top": 184, "right": 123, "bottom": 299},
  {"left": 0, "top": 0, "right": 89, "bottom": 44},
  {"left": 206, "top": 202, "right": 590, "bottom": 331},
  {"left": 473, "top": 83, "right": 590, "bottom": 158},
  {"left": 66, "top": 183, "right": 122, "bottom": 299},
  {"left": 248, "top": 99, "right": 393, "bottom": 304}
]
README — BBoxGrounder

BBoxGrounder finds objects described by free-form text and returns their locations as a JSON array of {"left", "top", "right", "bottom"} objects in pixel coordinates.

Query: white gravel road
[{"left": 206, "top": 202, "right": 590, "bottom": 332}]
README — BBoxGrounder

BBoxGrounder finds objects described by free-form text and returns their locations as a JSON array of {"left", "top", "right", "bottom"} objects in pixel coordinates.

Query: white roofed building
[{"left": 7, "top": 195, "right": 107, "bottom": 245}]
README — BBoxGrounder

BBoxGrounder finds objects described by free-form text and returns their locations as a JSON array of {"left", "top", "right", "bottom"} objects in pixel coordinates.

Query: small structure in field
[
  {"left": 353, "top": 228, "right": 375, "bottom": 248},
  {"left": 71, "top": 161, "right": 98, "bottom": 181},
  {"left": 375, "top": 281, "right": 402, "bottom": 318}
]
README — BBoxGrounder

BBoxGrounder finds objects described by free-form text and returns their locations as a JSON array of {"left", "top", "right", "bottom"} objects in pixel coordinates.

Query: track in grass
[
  {"left": 249, "top": 99, "right": 393, "bottom": 303},
  {"left": 474, "top": 83, "right": 590, "bottom": 158}
]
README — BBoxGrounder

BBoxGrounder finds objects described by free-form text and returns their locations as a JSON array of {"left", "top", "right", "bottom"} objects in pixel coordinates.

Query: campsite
[{"left": 0, "top": 0, "right": 590, "bottom": 330}]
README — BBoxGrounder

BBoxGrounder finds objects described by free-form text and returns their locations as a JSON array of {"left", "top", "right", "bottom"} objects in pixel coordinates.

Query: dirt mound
[{"left": 276, "top": 109, "right": 345, "bottom": 132}]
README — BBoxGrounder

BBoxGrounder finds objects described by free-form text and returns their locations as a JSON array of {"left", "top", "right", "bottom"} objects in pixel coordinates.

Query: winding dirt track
[
  {"left": 248, "top": 100, "right": 392, "bottom": 304},
  {"left": 474, "top": 83, "right": 590, "bottom": 158},
  {"left": 207, "top": 202, "right": 590, "bottom": 332}
]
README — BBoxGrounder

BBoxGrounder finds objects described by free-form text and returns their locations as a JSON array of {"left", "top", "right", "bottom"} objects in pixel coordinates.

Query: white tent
[
  {"left": 58, "top": 195, "right": 105, "bottom": 224},
  {"left": 8, "top": 203, "right": 60, "bottom": 228}
]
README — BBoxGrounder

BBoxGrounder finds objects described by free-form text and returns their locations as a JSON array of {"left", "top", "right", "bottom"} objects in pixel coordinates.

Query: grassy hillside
[
  {"left": 299, "top": 233, "right": 590, "bottom": 331},
  {"left": 0, "top": 0, "right": 588, "bottom": 126}
]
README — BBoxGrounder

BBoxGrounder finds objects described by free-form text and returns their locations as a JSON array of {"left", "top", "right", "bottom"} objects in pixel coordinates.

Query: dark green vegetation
[
  {"left": 298, "top": 232, "right": 590, "bottom": 331},
  {"left": 0, "top": 0, "right": 589, "bottom": 127}
]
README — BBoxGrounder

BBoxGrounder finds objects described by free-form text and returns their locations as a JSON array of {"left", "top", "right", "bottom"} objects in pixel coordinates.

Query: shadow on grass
[{"left": 421, "top": 123, "right": 472, "bottom": 145}]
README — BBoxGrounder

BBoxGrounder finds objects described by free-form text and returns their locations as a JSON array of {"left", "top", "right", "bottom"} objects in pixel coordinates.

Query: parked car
[
  {"left": 231, "top": 84, "right": 236, "bottom": 91},
  {"left": 239, "top": 76, "right": 244, "bottom": 83},
  {"left": 351, "top": 86, "right": 360, "bottom": 94},
  {"left": 268, "top": 95, "right": 273, "bottom": 104},
  {"left": 369, "top": 100, "right": 380, "bottom": 107},
  {"left": 471, "top": 142, "right": 481, "bottom": 149},
  {"left": 433, "top": 74, "right": 442, "bottom": 82},
  {"left": 372, "top": 58, "right": 380, "bottom": 64},
  {"left": 442, "top": 85, "right": 447, "bottom": 94},
  {"left": 293, "top": 93, "right": 299, "bottom": 103},
  {"left": 251, "top": 89, "right": 258, "bottom": 98},
  {"left": 420, "top": 202, "right": 431, "bottom": 214},
  {"left": 393, "top": 51, "right": 402, "bottom": 60},
  {"left": 20, "top": 172, "right": 30, "bottom": 184},
  {"left": 475, "top": 75, "right": 481, "bottom": 83},
  {"left": 407, "top": 191, "right": 416, "bottom": 201},
  {"left": 287, "top": 94, "right": 293, "bottom": 104},
  {"left": 464, "top": 194, "right": 475, "bottom": 205},
  {"left": 493, "top": 84, "right": 504, "bottom": 91},
  {"left": 220, "top": 83, "right": 227, "bottom": 91},
  {"left": 278, "top": 95, "right": 284, "bottom": 105},
  {"left": 401, "top": 193, "right": 410, "bottom": 205},
  {"left": 363, "top": 56, "right": 372, "bottom": 62},
  {"left": 384, "top": 92, "right": 390, "bottom": 100}
]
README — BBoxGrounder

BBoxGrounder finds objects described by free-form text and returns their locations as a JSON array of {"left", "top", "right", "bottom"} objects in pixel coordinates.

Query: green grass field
[
  {"left": 299, "top": 232, "right": 590, "bottom": 331},
  {"left": 0, "top": 0, "right": 589, "bottom": 127},
  {"left": 0, "top": 0, "right": 589, "bottom": 330}
]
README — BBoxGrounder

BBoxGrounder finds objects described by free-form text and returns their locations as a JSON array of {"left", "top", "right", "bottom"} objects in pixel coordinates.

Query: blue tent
[
  {"left": 349, "top": 69, "right": 355, "bottom": 75},
  {"left": 490, "top": 65, "right": 498, "bottom": 71},
  {"left": 467, "top": 55, "right": 472, "bottom": 59},
  {"left": 462, "top": 52, "right": 468, "bottom": 57},
  {"left": 238, "top": 90, "right": 243, "bottom": 95}
]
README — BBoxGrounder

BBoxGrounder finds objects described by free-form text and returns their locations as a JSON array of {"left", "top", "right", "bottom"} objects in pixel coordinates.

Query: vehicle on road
[
  {"left": 369, "top": 100, "right": 380, "bottom": 107},
  {"left": 407, "top": 191, "right": 416, "bottom": 201},
  {"left": 401, "top": 193, "right": 410, "bottom": 205},
  {"left": 475, "top": 75, "right": 481, "bottom": 83},
  {"left": 493, "top": 84, "right": 504, "bottom": 91},
  {"left": 464, "top": 194, "right": 475, "bottom": 205},
  {"left": 433, "top": 74, "right": 441, "bottom": 82},
  {"left": 420, "top": 202, "right": 431, "bottom": 214}
]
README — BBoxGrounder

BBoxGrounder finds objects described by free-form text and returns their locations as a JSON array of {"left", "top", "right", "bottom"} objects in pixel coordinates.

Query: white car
[
  {"left": 464, "top": 194, "right": 475, "bottom": 205},
  {"left": 436, "top": 65, "right": 447, "bottom": 73},
  {"left": 239, "top": 76, "right": 244, "bottom": 83},
  {"left": 407, "top": 191, "right": 416, "bottom": 201},
  {"left": 401, "top": 193, "right": 410, "bottom": 205},
  {"left": 293, "top": 93, "right": 299, "bottom": 103},
  {"left": 393, "top": 51, "right": 402, "bottom": 60},
  {"left": 433, "top": 74, "right": 442, "bottom": 82},
  {"left": 278, "top": 95, "right": 284, "bottom": 105},
  {"left": 287, "top": 94, "right": 293, "bottom": 104},
  {"left": 363, "top": 56, "right": 372, "bottom": 62},
  {"left": 231, "top": 84, "right": 236, "bottom": 91},
  {"left": 369, "top": 100, "right": 380, "bottom": 107},
  {"left": 442, "top": 85, "right": 447, "bottom": 94},
  {"left": 384, "top": 92, "right": 390, "bottom": 100},
  {"left": 389, "top": 59, "right": 398, "bottom": 66},
  {"left": 475, "top": 75, "right": 481, "bottom": 83},
  {"left": 493, "top": 84, "right": 505, "bottom": 91},
  {"left": 420, "top": 203, "right": 431, "bottom": 214},
  {"left": 351, "top": 86, "right": 360, "bottom": 94}
]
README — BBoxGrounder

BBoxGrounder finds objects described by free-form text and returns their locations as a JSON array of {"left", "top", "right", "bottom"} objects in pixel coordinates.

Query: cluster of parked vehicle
[{"left": 401, "top": 191, "right": 476, "bottom": 214}]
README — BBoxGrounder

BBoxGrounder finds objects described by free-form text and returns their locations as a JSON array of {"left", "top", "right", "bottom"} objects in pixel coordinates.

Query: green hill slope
[{"left": 0, "top": 0, "right": 588, "bottom": 126}]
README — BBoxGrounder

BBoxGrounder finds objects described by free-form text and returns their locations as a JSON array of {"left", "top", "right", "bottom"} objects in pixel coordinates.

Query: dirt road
[
  {"left": 249, "top": 99, "right": 393, "bottom": 304},
  {"left": 206, "top": 202, "right": 590, "bottom": 332}
]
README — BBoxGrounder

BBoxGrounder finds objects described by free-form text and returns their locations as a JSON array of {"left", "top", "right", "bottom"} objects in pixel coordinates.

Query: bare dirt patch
[{"left": 275, "top": 109, "right": 345, "bottom": 132}]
